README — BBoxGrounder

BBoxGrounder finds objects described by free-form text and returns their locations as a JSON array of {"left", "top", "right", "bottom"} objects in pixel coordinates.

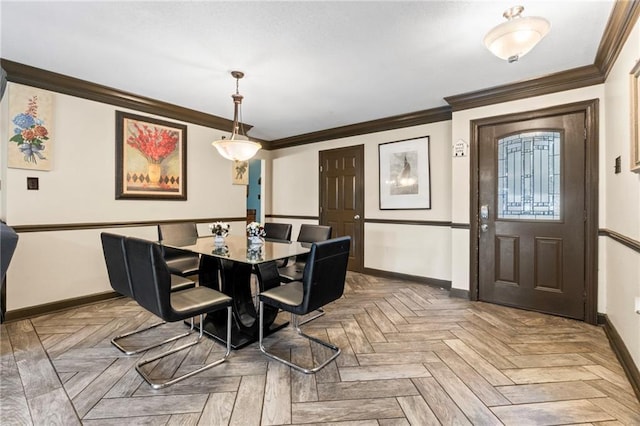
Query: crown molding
[
  {"left": 267, "top": 106, "right": 452, "bottom": 150},
  {"left": 595, "top": 0, "right": 640, "bottom": 78},
  {"left": 444, "top": 65, "right": 604, "bottom": 112},
  {"left": 0, "top": 59, "right": 250, "bottom": 132}
]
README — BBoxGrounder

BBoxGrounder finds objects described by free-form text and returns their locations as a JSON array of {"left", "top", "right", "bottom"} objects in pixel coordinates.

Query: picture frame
[
  {"left": 379, "top": 136, "right": 431, "bottom": 209},
  {"left": 115, "top": 111, "right": 187, "bottom": 200},
  {"left": 630, "top": 61, "right": 640, "bottom": 173},
  {"left": 232, "top": 160, "right": 249, "bottom": 185},
  {"left": 8, "top": 85, "right": 54, "bottom": 171}
]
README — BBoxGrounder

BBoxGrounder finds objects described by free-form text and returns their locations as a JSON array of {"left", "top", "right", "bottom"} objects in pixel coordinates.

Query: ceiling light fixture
[
  {"left": 483, "top": 5, "right": 551, "bottom": 63},
  {"left": 212, "top": 71, "right": 261, "bottom": 161}
]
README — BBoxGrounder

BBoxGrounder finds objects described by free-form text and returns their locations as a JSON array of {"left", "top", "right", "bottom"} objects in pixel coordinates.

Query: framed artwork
[
  {"left": 115, "top": 111, "right": 187, "bottom": 200},
  {"left": 379, "top": 136, "right": 431, "bottom": 209},
  {"left": 8, "top": 85, "right": 54, "bottom": 171},
  {"left": 630, "top": 61, "right": 640, "bottom": 173},
  {"left": 232, "top": 160, "right": 249, "bottom": 185}
]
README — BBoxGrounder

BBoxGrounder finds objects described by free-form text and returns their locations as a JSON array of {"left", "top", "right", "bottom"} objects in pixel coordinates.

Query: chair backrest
[
  {"left": 0, "top": 222, "right": 18, "bottom": 284},
  {"left": 158, "top": 222, "right": 198, "bottom": 244},
  {"left": 158, "top": 222, "right": 199, "bottom": 259},
  {"left": 100, "top": 232, "right": 132, "bottom": 298},
  {"left": 299, "top": 236, "right": 351, "bottom": 314},
  {"left": 296, "top": 224, "right": 332, "bottom": 243},
  {"left": 125, "top": 236, "right": 173, "bottom": 320},
  {"left": 295, "top": 224, "right": 332, "bottom": 263},
  {"left": 264, "top": 222, "right": 292, "bottom": 242}
]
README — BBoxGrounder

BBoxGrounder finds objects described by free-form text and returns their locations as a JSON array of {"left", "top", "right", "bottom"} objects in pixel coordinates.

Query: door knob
[
  {"left": 480, "top": 224, "right": 489, "bottom": 232},
  {"left": 354, "top": 214, "right": 361, "bottom": 220}
]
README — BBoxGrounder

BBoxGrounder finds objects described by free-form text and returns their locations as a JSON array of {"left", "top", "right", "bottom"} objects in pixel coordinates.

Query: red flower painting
[
  {"left": 116, "top": 111, "right": 187, "bottom": 200},
  {"left": 126, "top": 122, "right": 179, "bottom": 164}
]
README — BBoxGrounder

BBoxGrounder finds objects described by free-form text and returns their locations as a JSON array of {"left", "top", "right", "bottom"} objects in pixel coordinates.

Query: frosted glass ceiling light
[
  {"left": 212, "top": 71, "right": 261, "bottom": 161},
  {"left": 484, "top": 6, "right": 551, "bottom": 63}
]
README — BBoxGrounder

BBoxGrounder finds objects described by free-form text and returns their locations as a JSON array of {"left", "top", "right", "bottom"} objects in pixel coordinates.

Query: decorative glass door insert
[{"left": 497, "top": 131, "right": 561, "bottom": 220}]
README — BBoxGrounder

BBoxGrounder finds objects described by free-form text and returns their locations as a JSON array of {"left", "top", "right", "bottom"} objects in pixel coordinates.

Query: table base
[{"left": 199, "top": 315, "right": 289, "bottom": 350}]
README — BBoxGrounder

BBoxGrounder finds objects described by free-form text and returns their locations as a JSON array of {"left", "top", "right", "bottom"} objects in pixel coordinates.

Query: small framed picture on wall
[{"left": 378, "top": 136, "right": 431, "bottom": 209}]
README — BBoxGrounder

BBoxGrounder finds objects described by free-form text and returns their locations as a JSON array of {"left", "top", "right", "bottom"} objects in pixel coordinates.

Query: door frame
[
  {"left": 318, "top": 144, "right": 365, "bottom": 272},
  {"left": 469, "top": 100, "right": 599, "bottom": 324}
]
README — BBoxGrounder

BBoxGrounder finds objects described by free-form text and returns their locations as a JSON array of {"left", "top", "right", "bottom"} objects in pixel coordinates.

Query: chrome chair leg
[
  {"left": 297, "top": 308, "right": 325, "bottom": 326},
  {"left": 111, "top": 317, "right": 194, "bottom": 356},
  {"left": 259, "top": 302, "right": 340, "bottom": 374},
  {"left": 135, "top": 308, "right": 232, "bottom": 389}
]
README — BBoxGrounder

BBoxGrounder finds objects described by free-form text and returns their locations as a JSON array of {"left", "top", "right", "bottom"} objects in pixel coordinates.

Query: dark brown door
[
  {"left": 478, "top": 112, "right": 586, "bottom": 319},
  {"left": 319, "top": 145, "right": 364, "bottom": 272}
]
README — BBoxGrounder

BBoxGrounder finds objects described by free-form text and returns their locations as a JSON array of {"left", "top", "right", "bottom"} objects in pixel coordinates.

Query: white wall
[
  {"left": 603, "top": 20, "right": 640, "bottom": 368},
  {"left": 270, "top": 121, "right": 452, "bottom": 281},
  {"left": 1, "top": 83, "right": 251, "bottom": 310}
]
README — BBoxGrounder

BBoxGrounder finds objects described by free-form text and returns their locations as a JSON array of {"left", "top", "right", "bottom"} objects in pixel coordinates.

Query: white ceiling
[{"left": 0, "top": 1, "right": 614, "bottom": 141}]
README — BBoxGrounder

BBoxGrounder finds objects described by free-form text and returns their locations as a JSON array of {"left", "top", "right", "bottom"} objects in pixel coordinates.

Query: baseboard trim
[
  {"left": 361, "top": 267, "right": 451, "bottom": 290},
  {"left": 598, "top": 313, "right": 640, "bottom": 402},
  {"left": 449, "top": 288, "right": 470, "bottom": 299},
  {"left": 4, "top": 291, "right": 122, "bottom": 323}
]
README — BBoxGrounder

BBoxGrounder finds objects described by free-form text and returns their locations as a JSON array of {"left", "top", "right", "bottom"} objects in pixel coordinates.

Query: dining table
[{"left": 160, "top": 234, "right": 310, "bottom": 349}]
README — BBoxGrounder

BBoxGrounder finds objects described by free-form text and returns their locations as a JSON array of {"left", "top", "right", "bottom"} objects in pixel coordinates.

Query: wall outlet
[{"left": 635, "top": 297, "right": 640, "bottom": 314}]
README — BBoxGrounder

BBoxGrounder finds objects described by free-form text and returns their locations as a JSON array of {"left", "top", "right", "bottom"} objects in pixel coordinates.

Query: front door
[
  {"left": 319, "top": 145, "right": 364, "bottom": 272},
  {"left": 475, "top": 105, "right": 595, "bottom": 320}
]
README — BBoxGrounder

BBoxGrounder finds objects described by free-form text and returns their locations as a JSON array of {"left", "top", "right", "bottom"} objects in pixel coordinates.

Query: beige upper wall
[
  {"left": 2, "top": 84, "right": 249, "bottom": 226},
  {"left": 604, "top": 22, "right": 640, "bottom": 240},
  {"left": 270, "top": 121, "right": 452, "bottom": 221}
]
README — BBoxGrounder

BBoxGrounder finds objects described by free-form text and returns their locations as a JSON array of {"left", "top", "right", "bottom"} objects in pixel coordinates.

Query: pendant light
[
  {"left": 484, "top": 6, "right": 551, "bottom": 63},
  {"left": 212, "top": 71, "right": 261, "bottom": 161}
]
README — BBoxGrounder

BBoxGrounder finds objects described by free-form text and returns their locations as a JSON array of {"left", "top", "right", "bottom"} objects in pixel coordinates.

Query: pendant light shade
[
  {"left": 213, "top": 134, "right": 261, "bottom": 162},
  {"left": 484, "top": 6, "right": 550, "bottom": 63},
  {"left": 212, "top": 71, "right": 261, "bottom": 161}
]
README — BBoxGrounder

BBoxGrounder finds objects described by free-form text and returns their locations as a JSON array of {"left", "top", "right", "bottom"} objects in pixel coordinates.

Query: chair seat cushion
[
  {"left": 166, "top": 256, "right": 200, "bottom": 276},
  {"left": 169, "top": 286, "right": 232, "bottom": 320},
  {"left": 170, "top": 275, "right": 196, "bottom": 292},
  {"left": 278, "top": 262, "right": 305, "bottom": 283},
  {"left": 259, "top": 281, "right": 304, "bottom": 311}
]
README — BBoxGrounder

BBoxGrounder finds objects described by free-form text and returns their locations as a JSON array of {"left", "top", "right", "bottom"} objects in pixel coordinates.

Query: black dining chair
[
  {"left": 0, "top": 222, "right": 18, "bottom": 323},
  {"left": 278, "top": 224, "right": 332, "bottom": 282},
  {"left": 125, "top": 236, "right": 232, "bottom": 389},
  {"left": 259, "top": 236, "right": 350, "bottom": 374},
  {"left": 277, "top": 224, "right": 332, "bottom": 324},
  {"left": 264, "top": 222, "right": 293, "bottom": 242},
  {"left": 100, "top": 232, "right": 197, "bottom": 355},
  {"left": 264, "top": 222, "right": 293, "bottom": 268},
  {"left": 157, "top": 222, "right": 201, "bottom": 277}
]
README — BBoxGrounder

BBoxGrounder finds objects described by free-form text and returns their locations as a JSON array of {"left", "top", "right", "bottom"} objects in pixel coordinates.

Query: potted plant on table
[
  {"left": 209, "top": 222, "right": 230, "bottom": 246},
  {"left": 246, "top": 221, "right": 266, "bottom": 249}
]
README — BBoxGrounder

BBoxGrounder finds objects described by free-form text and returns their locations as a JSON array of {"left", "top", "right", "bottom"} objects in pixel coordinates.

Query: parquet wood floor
[{"left": 2, "top": 272, "right": 639, "bottom": 425}]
